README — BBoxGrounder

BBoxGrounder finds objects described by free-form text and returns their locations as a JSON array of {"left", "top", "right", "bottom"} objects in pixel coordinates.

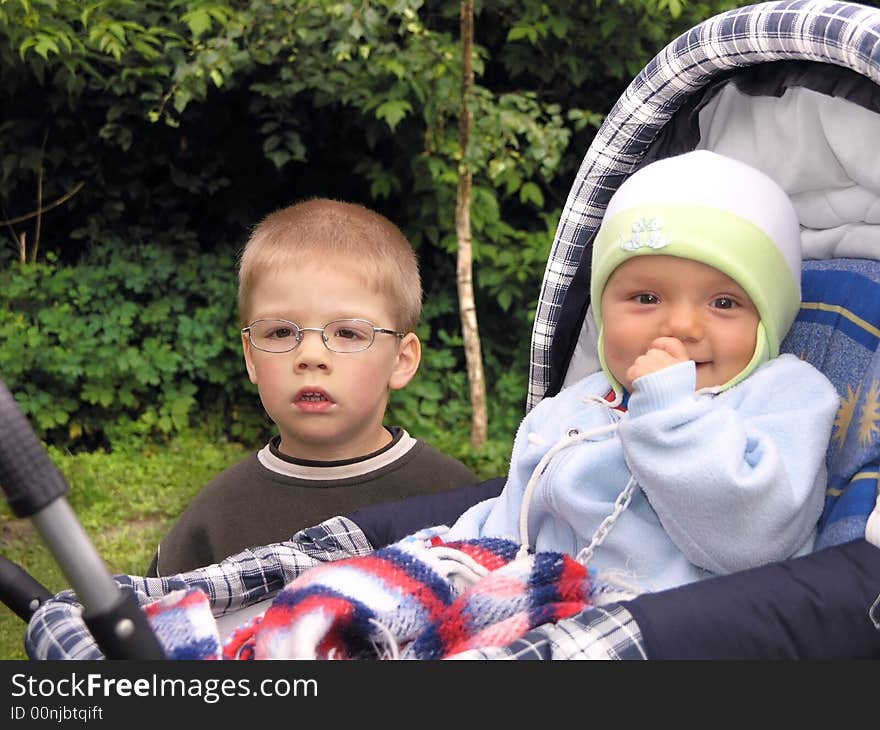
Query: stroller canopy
[{"left": 531, "top": 0, "right": 880, "bottom": 408}]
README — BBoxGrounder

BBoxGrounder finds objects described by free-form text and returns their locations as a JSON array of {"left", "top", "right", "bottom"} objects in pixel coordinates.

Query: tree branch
[{"left": 0, "top": 181, "right": 85, "bottom": 227}]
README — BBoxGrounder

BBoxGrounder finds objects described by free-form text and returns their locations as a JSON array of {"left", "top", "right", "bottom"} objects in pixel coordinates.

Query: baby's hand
[{"left": 627, "top": 337, "right": 690, "bottom": 387}]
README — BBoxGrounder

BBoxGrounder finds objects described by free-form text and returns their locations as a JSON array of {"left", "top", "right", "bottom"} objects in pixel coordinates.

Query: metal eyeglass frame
[{"left": 241, "top": 317, "right": 405, "bottom": 353}]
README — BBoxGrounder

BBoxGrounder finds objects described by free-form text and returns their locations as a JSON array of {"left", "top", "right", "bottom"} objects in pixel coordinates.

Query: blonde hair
[{"left": 238, "top": 198, "right": 422, "bottom": 332}]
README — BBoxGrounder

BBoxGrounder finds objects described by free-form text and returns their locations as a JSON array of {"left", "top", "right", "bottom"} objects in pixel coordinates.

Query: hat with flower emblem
[{"left": 590, "top": 150, "right": 803, "bottom": 394}]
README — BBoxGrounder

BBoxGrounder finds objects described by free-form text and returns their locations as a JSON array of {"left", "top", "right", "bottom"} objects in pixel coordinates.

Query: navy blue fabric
[
  {"left": 624, "top": 539, "right": 880, "bottom": 659},
  {"left": 346, "top": 477, "right": 504, "bottom": 549}
]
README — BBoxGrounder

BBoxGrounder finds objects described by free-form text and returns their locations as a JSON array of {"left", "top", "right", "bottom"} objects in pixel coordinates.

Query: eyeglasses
[{"left": 242, "top": 318, "right": 405, "bottom": 354}]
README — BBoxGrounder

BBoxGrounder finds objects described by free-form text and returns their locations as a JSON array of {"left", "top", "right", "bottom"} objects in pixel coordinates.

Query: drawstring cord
[
  {"left": 516, "top": 392, "right": 637, "bottom": 566},
  {"left": 425, "top": 545, "right": 491, "bottom": 588}
]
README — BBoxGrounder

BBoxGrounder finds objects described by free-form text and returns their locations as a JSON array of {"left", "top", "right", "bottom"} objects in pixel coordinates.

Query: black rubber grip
[
  {"left": 0, "top": 381, "right": 69, "bottom": 517},
  {"left": 0, "top": 555, "right": 53, "bottom": 622},
  {"left": 83, "top": 587, "right": 167, "bottom": 659}
]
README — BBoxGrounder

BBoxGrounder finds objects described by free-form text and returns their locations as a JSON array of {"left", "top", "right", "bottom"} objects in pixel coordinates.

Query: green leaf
[
  {"left": 182, "top": 9, "right": 213, "bottom": 38},
  {"left": 519, "top": 181, "right": 544, "bottom": 207},
  {"left": 381, "top": 59, "right": 408, "bottom": 80},
  {"left": 507, "top": 25, "right": 537, "bottom": 43},
  {"left": 267, "top": 149, "right": 291, "bottom": 168},
  {"left": 375, "top": 99, "right": 412, "bottom": 130},
  {"left": 27, "top": 34, "right": 60, "bottom": 60},
  {"left": 370, "top": 176, "right": 392, "bottom": 199}
]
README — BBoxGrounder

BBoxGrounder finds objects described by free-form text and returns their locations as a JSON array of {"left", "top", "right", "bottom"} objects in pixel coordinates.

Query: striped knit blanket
[{"left": 145, "top": 534, "right": 594, "bottom": 660}]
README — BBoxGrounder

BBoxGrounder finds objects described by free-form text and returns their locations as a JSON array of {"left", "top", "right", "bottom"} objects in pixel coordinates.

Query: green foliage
[
  {"left": 0, "top": 241, "right": 525, "bottom": 475},
  {"left": 0, "top": 242, "right": 269, "bottom": 449},
  {"left": 0, "top": 0, "right": 744, "bottom": 458}
]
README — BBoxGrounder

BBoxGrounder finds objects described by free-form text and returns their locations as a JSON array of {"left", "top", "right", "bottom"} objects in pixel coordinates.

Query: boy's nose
[{"left": 294, "top": 330, "right": 331, "bottom": 370}]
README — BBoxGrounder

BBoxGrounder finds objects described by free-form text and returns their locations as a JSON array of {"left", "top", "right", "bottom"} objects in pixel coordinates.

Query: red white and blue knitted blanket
[{"left": 145, "top": 535, "right": 594, "bottom": 660}]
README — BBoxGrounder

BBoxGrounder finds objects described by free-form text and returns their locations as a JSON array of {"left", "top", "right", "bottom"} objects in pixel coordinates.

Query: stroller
[{"left": 3, "top": 0, "right": 880, "bottom": 659}]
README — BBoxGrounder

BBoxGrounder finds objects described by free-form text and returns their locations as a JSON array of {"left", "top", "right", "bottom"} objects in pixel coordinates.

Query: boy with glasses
[{"left": 146, "top": 198, "right": 477, "bottom": 576}]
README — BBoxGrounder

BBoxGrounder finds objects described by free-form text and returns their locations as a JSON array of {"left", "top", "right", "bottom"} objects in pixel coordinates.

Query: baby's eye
[
  {"left": 712, "top": 297, "right": 737, "bottom": 310},
  {"left": 634, "top": 293, "right": 659, "bottom": 305}
]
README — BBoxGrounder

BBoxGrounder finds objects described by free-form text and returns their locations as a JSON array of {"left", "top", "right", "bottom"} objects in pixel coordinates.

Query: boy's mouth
[{"left": 294, "top": 388, "right": 335, "bottom": 411}]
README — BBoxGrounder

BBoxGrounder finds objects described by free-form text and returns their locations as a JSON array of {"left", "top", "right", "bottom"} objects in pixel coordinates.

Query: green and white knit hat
[{"left": 591, "top": 150, "right": 802, "bottom": 394}]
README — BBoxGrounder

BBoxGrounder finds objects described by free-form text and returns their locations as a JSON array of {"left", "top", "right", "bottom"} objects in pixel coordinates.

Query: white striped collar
[{"left": 256, "top": 429, "right": 417, "bottom": 481}]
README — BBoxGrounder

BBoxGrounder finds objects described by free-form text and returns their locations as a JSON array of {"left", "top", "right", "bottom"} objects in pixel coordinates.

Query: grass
[
  {"left": 0, "top": 418, "right": 514, "bottom": 660},
  {"left": 0, "top": 434, "right": 250, "bottom": 660}
]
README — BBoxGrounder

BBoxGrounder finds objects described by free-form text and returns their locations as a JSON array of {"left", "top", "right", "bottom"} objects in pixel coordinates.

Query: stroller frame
[{"left": 3, "top": 0, "right": 880, "bottom": 659}]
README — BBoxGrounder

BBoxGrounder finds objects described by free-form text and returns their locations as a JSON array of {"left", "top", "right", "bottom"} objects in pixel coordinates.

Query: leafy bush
[
  {"left": 0, "top": 0, "right": 743, "bottom": 470},
  {"left": 0, "top": 240, "right": 270, "bottom": 450},
  {"left": 0, "top": 240, "right": 524, "bottom": 476}
]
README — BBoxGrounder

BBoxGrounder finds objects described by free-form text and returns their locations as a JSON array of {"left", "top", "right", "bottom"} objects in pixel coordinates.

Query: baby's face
[{"left": 600, "top": 255, "right": 759, "bottom": 392}]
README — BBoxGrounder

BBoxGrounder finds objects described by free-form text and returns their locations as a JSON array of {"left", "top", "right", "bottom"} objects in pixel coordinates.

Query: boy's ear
[
  {"left": 388, "top": 333, "right": 421, "bottom": 391},
  {"left": 242, "top": 333, "right": 259, "bottom": 384}
]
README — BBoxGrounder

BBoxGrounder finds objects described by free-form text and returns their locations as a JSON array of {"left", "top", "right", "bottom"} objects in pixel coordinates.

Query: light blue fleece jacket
[{"left": 445, "top": 354, "right": 840, "bottom": 592}]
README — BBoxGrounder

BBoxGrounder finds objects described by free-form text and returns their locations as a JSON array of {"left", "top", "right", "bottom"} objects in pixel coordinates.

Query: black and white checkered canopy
[{"left": 529, "top": 0, "right": 880, "bottom": 410}]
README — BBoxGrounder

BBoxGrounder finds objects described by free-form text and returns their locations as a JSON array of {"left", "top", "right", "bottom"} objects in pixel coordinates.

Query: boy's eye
[
  {"left": 334, "top": 328, "right": 363, "bottom": 340},
  {"left": 634, "top": 293, "right": 659, "bottom": 305},
  {"left": 267, "top": 326, "right": 296, "bottom": 339},
  {"left": 329, "top": 323, "right": 371, "bottom": 341}
]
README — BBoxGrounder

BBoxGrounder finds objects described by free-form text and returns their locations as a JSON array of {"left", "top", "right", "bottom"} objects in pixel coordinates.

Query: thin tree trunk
[
  {"left": 32, "top": 148, "right": 43, "bottom": 264},
  {"left": 456, "top": 0, "right": 487, "bottom": 449}
]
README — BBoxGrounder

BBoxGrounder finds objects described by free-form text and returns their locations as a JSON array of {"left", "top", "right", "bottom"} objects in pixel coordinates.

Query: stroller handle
[
  {"left": 0, "top": 381, "right": 69, "bottom": 517},
  {"left": 0, "top": 380, "right": 165, "bottom": 658},
  {"left": 0, "top": 554, "right": 52, "bottom": 622}
]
